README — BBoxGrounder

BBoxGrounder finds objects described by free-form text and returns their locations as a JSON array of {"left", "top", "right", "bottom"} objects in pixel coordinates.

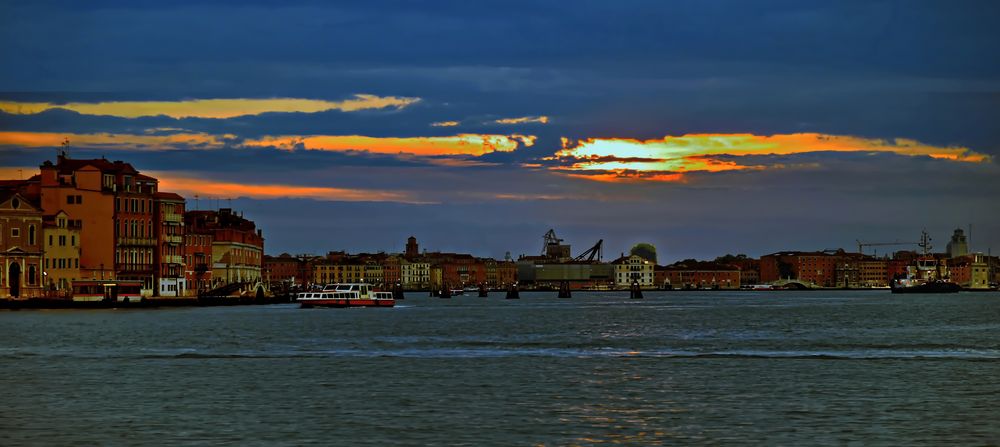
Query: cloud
[
  {"left": 552, "top": 133, "right": 990, "bottom": 182},
  {"left": 0, "top": 131, "right": 233, "bottom": 150},
  {"left": 431, "top": 121, "right": 460, "bottom": 127},
  {"left": 149, "top": 172, "right": 423, "bottom": 203},
  {"left": 494, "top": 116, "right": 549, "bottom": 125},
  {"left": 0, "top": 94, "right": 420, "bottom": 119},
  {"left": 243, "top": 134, "right": 537, "bottom": 156}
]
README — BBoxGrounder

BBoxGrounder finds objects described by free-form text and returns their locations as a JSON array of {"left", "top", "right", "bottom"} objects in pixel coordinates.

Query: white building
[{"left": 612, "top": 254, "right": 654, "bottom": 288}]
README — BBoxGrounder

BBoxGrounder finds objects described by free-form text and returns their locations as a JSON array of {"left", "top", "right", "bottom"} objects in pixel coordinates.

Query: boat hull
[
  {"left": 299, "top": 299, "right": 395, "bottom": 308},
  {"left": 890, "top": 281, "right": 961, "bottom": 294}
]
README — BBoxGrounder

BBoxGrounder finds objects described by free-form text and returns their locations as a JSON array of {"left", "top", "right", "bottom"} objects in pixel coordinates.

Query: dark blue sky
[{"left": 2, "top": 0, "right": 999, "bottom": 260}]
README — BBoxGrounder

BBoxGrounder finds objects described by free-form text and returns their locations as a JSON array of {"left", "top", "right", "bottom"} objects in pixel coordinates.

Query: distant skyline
[{"left": 2, "top": 1, "right": 999, "bottom": 261}]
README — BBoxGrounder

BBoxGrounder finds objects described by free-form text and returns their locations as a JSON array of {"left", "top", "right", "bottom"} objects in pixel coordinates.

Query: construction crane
[
  {"left": 542, "top": 229, "right": 563, "bottom": 255},
  {"left": 856, "top": 240, "right": 919, "bottom": 255},
  {"left": 574, "top": 239, "right": 603, "bottom": 262}
]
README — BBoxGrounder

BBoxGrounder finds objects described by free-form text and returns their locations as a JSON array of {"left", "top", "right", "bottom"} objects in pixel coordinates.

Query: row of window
[
  {"left": 116, "top": 197, "right": 152, "bottom": 214},
  {"left": 48, "top": 234, "right": 76, "bottom": 247},
  {"left": 117, "top": 219, "right": 153, "bottom": 238},
  {"left": 45, "top": 258, "right": 79, "bottom": 269},
  {"left": 66, "top": 195, "right": 84, "bottom": 205}
]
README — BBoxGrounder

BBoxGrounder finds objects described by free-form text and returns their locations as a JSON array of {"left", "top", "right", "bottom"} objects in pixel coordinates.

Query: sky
[{"left": 1, "top": 0, "right": 999, "bottom": 262}]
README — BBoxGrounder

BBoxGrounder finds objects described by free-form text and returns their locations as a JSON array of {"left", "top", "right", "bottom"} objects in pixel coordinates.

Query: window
[
  {"left": 58, "top": 235, "right": 66, "bottom": 246},
  {"left": 49, "top": 235, "right": 53, "bottom": 246},
  {"left": 67, "top": 196, "right": 75, "bottom": 205},
  {"left": 12, "top": 228, "right": 19, "bottom": 237},
  {"left": 75, "top": 259, "right": 79, "bottom": 268},
  {"left": 71, "top": 235, "right": 75, "bottom": 246},
  {"left": 76, "top": 195, "right": 82, "bottom": 204}
]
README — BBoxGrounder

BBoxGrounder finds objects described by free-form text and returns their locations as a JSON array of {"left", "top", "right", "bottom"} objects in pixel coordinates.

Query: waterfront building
[
  {"left": 946, "top": 228, "right": 969, "bottom": 259},
  {"left": 421, "top": 252, "right": 485, "bottom": 288},
  {"left": 856, "top": 259, "right": 889, "bottom": 288},
  {"left": 483, "top": 258, "right": 517, "bottom": 288},
  {"left": 658, "top": 261, "right": 740, "bottom": 290},
  {"left": 114, "top": 172, "right": 158, "bottom": 295},
  {"left": 34, "top": 157, "right": 119, "bottom": 281},
  {"left": 42, "top": 210, "right": 81, "bottom": 294},
  {"left": 760, "top": 251, "right": 841, "bottom": 287},
  {"left": 400, "top": 259, "right": 430, "bottom": 289},
  {"left": 184, "top": 227, "right": 214, "bottom": 294},
  {"left": 263, "top": 253, "right": 316, "bottom": 287},
  {"left": 382, "top": 255, "right": 402, "bottom": 286},
  {"left": 154, "top": 192, "right": 186, "bottom": 296},
  {"left": 612, "top": 254, "right": 654, "bottom": 288},
  {"left": 730, "top": 258, "right": 760, "bottom": 285},
  {"left": 0, "top": 189, "right": 44, "bottom": 299},
  {"left": 185, "top": 208, "right": 264, "bottom": 287},
  {"left": 363, "top": 259, "right": 384, "bottom": 285},
  {"left": 950, "top": 253, "right": 990, "bottom": 289},
  {"left": 516, "top": 256, "right": 612, "bottom": 289}
]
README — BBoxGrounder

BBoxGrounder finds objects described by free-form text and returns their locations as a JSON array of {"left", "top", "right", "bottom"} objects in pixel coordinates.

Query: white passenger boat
[{"left": 297, "top": 283, "right": 395, "bottom": 308}]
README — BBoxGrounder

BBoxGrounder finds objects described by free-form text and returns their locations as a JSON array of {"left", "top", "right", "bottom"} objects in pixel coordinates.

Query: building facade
[
  {"left": 0, "top": 191, "right": 44, "bottom": 299},
  {"left": 154, "top": 192, "right": 185, "bottom": 296},
  {"left": 42, "top": 210, "right": 81, "bottom": 295},
  {"left": 612, "top": 254, "right": 654, "bottom": 288},
  {"left": 185, "top": 209, "right": 264, "bottom": 288}
]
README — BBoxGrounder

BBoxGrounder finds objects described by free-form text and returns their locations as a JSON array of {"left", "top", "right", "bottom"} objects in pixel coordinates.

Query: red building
[
  {"left": 154, "top": 192, "right": 185, "bottom": 296},
  {"left": 264, "top": 253, "right": 316, "bottom": 287},
  {"left": 185, "top": 209, "right": 264, "bottom": 287},
  {"left": 423, "top": 252, "right": 486, "bottom": 287},
  {"left": 658, "top": 261, "right": 741, "bottom": 289},
  {"left": 760, "top": 251, "right": 843, "bottom": 287},
  {"left": 184, "top": 228, "right": 214, "bottom": 293}
]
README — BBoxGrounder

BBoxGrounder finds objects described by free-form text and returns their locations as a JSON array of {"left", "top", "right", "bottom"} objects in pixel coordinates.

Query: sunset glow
[
  {"left": 552, "top": 133, "right": 989, "bottom": 181},
  {"left": 152, "top": 173, "right": 420, "bottom": 203},
  {"left": 244, "top": 134, "right": 536, "bottom": 156}
]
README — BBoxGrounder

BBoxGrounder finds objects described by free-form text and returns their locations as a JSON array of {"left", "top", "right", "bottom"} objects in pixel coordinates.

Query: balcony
[
  {"left": 117, "top": 237, "right": 156, "bottom": 247},
  {"left": 164, "top": 235, "right": 183, "bottom": 245},
  {"left": 163, "top": 212, "right": 183, "bottom": 223},
  {"left": 163, "top": 255, "right": 184, "bottom": 265}
]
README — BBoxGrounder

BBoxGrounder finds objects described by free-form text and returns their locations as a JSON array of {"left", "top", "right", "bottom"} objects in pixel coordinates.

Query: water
[{"left": 2, "top": 291, "right": 999, "bottom": 445}]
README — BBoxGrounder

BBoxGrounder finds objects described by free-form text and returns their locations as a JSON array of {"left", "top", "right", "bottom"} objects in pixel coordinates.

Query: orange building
[{"left": 34, "top": 157, "right": 118, "bottom": 281}]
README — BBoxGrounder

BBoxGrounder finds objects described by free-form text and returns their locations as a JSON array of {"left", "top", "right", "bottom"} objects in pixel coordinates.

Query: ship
[
  {"left": 297, "top": 283, "right": 395, "bottom": 308},
  {"left": 890, "top": 231, "right": 961, "bottom": 294}
]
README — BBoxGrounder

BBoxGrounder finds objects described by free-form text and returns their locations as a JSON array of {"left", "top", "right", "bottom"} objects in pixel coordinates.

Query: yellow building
[{"left": 43, "top": 210, "right": 81, "bottom": 294}]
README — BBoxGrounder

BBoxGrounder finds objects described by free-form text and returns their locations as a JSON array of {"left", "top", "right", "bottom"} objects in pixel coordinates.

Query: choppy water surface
[{"left": 2, "top": 291, "right": 999, "bottom": 445}]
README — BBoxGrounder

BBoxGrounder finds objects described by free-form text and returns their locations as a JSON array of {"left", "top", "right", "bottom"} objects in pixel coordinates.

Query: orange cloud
[
  {"left": 553, "top": 133, "right": 989, "bottom": 182},
  {"left": 0, "top": 131, "right": 232, "bottom": 149},
  {"left": 0, "top": 94, "right": 419, "bottom": 119},
  {"left": 150, "top": 173, "right": 422, "bottom": 203},
  {"left": 431, "top": 121, "right": 460, "bottom": 127},
  {"left": 244, "top": 134, "right": 536, "bottom": 156},
  {"left": 494, "top": 116, "right": 549, "bottom": 125}
]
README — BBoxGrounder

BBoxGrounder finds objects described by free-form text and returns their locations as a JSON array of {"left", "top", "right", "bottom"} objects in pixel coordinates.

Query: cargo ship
[
  {"left": 297, "top": 283, "right": 395, "bottom": 308},
  {"left": 890, "top": 231, "right": 961, "bottom": 294}
]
